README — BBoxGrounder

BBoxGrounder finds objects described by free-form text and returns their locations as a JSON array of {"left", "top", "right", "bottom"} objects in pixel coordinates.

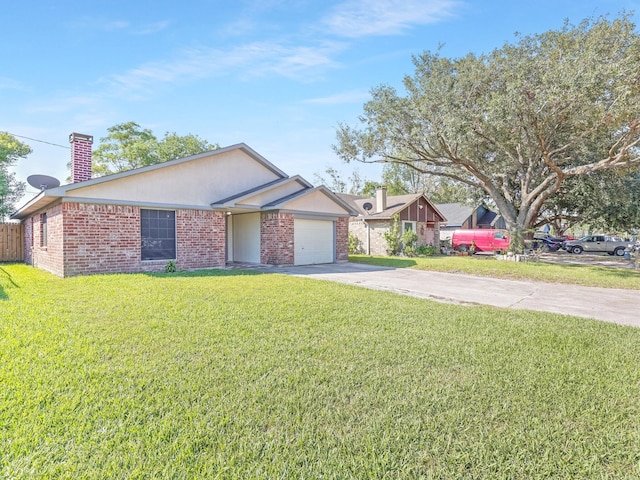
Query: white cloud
[
  {"left": 134, "top": 20, "right": 171, "bottom": 35},
  {"left": 71, "top": 17, "right": 169, "bottom": 35},
  {"left": 107, "top": 40, "right": 346, "bottom": 94},
  {"left": 102, "top": 20, "right": 130, "bottom": 31},
  {"left": 323, "top": 0, "right": 462, "bottom": 38}
]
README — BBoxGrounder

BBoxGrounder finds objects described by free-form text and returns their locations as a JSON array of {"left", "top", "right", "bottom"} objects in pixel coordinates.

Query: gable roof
[
  {"left": 211, "top": 176, "right": 311, "bottom": 208},
  {"left": 211, "top": 176, "right": 356, "bottom": 216},
  {"left": 263, "top": 185, "right": 356, "bottom": 215},
  {"left": 12, "top": 143, "right": 289, "bottom": 220},
  {"left": 12, "top": 143, "right": 356, "bottom": 220},
  {"left": 338, "top": 192, "right": 445, "bottom": 221},
  {"left": 435, "top": 202, "right": 503, "bottom": 228},
  {"left": 434, "top": 203, "right": 475, "bottom": 227},
  {"left": 477, "top": 209, "right": 499, "bottom": 227}
]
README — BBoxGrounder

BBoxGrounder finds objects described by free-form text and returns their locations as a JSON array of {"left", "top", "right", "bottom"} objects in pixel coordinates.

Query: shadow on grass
[
  {"left": 0, "top": 265, "right": 20, "bottom": 300},
  {"left": 146, "top": 268, "right": 268, "bottom": 279},
  {"left": 349, "top": 256, "right": 418, "bottom": 268}
]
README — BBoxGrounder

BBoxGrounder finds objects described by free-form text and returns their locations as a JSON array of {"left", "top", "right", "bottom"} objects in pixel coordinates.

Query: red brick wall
[
  {"left": 21, "top": 202, "right": 227, "bottom": 277},
  {"left": 30, "top": 203, "right": 65, "bottom": 276},
  {"left": 260, "top": 212, "right": 294, "bottom": 265},
  {"left": 336, "top": 217, "right": 349, "bottom": 261},
  {"left": 176, "top": 209, "right": 226, "bottom": 270},
  {"left": 24, "top": 216, "right": 33, "bottom": 265},
  {"left": 62, "top": 203, "right": 141, "bottom": 276}
]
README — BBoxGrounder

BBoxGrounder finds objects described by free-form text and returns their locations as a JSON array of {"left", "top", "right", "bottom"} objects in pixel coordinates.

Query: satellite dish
[
  {"left": 27, "top": 174, "right": 61, "bottom": 190},
  {"left": 363, "top": 202, "right": 373, "bottom": 211}
]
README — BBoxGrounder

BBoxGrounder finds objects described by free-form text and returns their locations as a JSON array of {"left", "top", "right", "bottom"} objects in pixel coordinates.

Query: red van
[{"left": 451, "top": 229, "right": 510, "bottom": 253}]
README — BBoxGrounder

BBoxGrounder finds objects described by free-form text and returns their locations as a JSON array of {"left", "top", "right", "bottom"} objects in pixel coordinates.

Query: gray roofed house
[
  {"left": 436, "top": 202, "right": 505, "bottom": 240},
  {"left": 337, "top": 187, "right": 446, "bottom": 256},
  {"left": 12, "top": 135, "right": 355, "bottom": 277}
]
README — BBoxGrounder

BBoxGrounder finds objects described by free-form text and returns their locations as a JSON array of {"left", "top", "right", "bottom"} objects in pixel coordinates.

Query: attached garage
[{"left": 294, "top": 219, "right": 335, "bottom": 265}]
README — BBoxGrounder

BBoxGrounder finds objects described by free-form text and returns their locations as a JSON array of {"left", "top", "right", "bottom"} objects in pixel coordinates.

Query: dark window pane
[{"left": 141, "top": 209, "right": 176, "bottom": 260}]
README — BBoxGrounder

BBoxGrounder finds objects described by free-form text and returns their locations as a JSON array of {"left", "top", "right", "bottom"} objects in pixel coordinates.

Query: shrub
[
  {"left": 348, "top": 232, "right": 362, "bottom": 254},
  {"left": 417, "top": 244, "right": 436, "bottom": 256},
  {"left": 383, "top": 215, "right": 401, "bottom": 256},
  {"left": 164, "top": 260, "right": 177, "bottom": 273},
  {"left": 401, "top": 230, "right": 418, "bottom": 257}
]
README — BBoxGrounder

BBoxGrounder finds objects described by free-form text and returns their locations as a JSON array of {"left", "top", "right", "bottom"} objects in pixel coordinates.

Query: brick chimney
[
  {"left": 376, "top": 186, "right": 387, "bottom": 213},
  {"left": 69, "top": 132, "right": 93, "bottom": 183}
]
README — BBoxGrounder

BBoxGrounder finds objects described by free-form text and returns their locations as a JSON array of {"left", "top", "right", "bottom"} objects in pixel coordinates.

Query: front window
[
  {"left": 141, "top": 209, "right": 176, "bottom": 260},
  {"left": 402, "top": 221, "right": 416, "bottom": 233}
]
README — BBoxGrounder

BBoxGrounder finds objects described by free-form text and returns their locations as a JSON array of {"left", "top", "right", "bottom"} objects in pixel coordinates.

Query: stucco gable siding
[
  {"left": 279, "top": 190, "right": 350, "bottom": 215},
  {"left": 237, "top": 180, "right": 305, "bottom": 207},
  {"left": 65, "top": 149, "right": 283, "bottom": 207}
]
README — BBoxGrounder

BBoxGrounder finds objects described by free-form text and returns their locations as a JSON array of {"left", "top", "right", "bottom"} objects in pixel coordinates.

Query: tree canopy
[
  {"left": 92, "top": 122, "right": 218, "bottom": 176},
  {"left": 334, "top": 14, "right": 640, "bottom": 239},
  {"left": 0, "top": 132, "right": 30, "bottom": 219},
  {"left": 541, "top": 167, "right": 640, "bottom": 234}
]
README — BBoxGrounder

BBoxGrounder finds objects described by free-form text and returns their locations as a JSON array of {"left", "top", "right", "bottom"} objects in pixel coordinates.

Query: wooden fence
[{"left": 0, "top": 223, "right": 24, "bottom": 262}]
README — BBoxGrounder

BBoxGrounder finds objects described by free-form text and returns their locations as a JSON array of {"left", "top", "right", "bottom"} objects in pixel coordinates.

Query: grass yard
[
  {"left": 350, "top": 254, "right": 640, "bottom": 290},
  {"left": 2, "top": 263, "right": 640, "bottom": 478}
]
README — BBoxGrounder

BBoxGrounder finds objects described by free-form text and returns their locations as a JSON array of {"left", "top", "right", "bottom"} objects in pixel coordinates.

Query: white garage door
[{"left": 294, "top": 219, "right": 334, "bottom": 265}]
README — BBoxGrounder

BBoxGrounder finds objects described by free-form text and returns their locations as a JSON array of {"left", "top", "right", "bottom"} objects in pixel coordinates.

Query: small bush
[
  {"left": 384, "top": 215, "right": 401, "bottom": 255},
  {"left": 417, "top": 244, "right": 436, "bottom": 256},
  {"left": 348, "top": 232, "right": 362, "bottom": 254},
  {"left": 401, "top": 230, "right": 418, "bottom": 257},
  {"left": 164, "top": 260, "right": 177, "bottom": 273}
]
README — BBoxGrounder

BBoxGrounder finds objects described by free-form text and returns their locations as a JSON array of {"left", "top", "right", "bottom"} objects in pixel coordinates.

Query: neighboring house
[
  {"left": 436, "top": 202, "right": 505, "bottom": 241},
  {"left": 337, "top": 187, "right": 446, "bottom": 256},
  {"left": 11, "top": 133, "right": 355, "bottom": 277}
]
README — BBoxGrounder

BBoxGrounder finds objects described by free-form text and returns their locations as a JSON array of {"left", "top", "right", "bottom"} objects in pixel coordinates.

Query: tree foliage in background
[
  {"left": 314, "top": 166, "right": 347, "bottom": 193},
  {"left": 335, "top": 15, "right": 640, "bottom": 243},
  {"left": 313, "top": 166, "right": 372, "bottom": 195},
  {"left": 380, "top": 162, "right": 484, "bottom": 203},
  {"left": 0, "top": 132, "right": 30, "bottom": 219},
  {"left": 92, "top": 122, "right": 218, "bottom": 176},
  {"left": 541, "top": 167, "right": 640, "bottom": 234}
]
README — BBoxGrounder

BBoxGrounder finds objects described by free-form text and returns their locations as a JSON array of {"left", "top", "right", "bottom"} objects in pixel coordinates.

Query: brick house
[
  {"left": 337, "top": 187, "right": 446, "bottom": 256},
  {"left": 12, "top": 133, "right": 355, "bottom": 277}
]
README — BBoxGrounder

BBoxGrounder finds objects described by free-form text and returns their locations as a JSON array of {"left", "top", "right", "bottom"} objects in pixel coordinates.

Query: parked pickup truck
[{"left": 562, "top": 235, "right": 630, "bottom": 256}]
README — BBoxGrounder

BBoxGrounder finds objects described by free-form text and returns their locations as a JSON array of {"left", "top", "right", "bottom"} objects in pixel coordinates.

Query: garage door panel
[{"left": 294, "top": 219, "right": 334, "bottom": 265}]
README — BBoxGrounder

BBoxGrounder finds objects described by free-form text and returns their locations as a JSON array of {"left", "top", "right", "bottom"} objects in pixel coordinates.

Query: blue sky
[{"left": 3, "top": 0, "right": 638, "bottom": 203}]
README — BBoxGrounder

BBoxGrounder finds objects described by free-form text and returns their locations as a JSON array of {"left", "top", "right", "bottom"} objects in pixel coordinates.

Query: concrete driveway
[{"left": 275, "top": 262, "right": 640, "bottom": 328}]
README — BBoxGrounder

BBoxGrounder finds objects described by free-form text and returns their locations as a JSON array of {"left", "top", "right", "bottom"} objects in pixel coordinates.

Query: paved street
[{"left": 275, "top": 262, "right": 640, "bottom": 328}]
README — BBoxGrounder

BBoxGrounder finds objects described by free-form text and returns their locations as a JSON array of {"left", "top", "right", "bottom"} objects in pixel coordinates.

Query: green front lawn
[
  {"left": 2, "top": 264, "right": 640, "bottom": 478},
  {"left": 350, "top": 254, "right": 640, "bottom": 290}
]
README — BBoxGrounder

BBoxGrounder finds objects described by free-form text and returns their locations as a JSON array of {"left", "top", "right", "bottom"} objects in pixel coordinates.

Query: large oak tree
[{"left": 334, "top": 15, "right": 640, "bottom": 244}]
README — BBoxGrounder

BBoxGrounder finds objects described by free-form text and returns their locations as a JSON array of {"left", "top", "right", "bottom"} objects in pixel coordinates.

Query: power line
[{"left": 1, "top": 131, "right": 70, "bottom": 149}]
